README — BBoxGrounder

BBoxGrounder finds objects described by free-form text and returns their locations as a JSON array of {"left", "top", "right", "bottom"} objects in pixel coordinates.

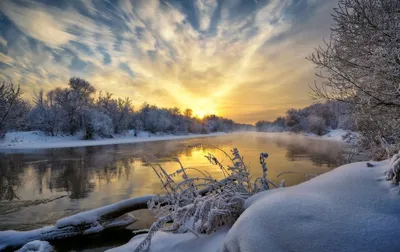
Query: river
[{"left": 0, "top": 132, "right": 349, "bottom": 251}]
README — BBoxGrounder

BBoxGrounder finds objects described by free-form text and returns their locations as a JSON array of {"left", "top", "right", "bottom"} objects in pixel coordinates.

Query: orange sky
[{"left": 0, "top": 0, "right": 338, "bottom": 123}]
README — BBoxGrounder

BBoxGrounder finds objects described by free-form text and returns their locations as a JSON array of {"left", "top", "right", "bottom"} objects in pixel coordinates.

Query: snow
[
  {"left": 108, "top": 160, "right": 400, "bottom": 252},
  {"left": 302, "top": 129, "right": 360, "bottom": 144},
  {"left": 16, "top": 240, "right": 53, "bottom": 252},
  {"left": 0, "top": 131, "right": 226, "bottom": 150},
  {"left": 321, "top": 129, "right": 359, "bottom": 142},
  {"left": 107, "top": 227, "right": 230, "bottom": 252},
  {"left": 55, "top": 195, "right": 151, "bottom": 227}
]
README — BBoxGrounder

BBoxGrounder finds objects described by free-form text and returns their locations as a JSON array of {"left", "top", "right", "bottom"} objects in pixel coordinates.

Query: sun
[
  {"left": 185, "top": 98, "right": 218, "bottom": 119},
  {"left": 195, "top": 110, "right": 208, "bottom": 119},
  {"left": 193, "top": 104, "right": 217, "bottom": 119}
]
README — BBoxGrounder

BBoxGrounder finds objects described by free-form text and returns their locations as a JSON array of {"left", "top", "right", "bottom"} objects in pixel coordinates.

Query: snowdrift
[{"left": 108, "top": 160, "right": 400, "bottom": 252}]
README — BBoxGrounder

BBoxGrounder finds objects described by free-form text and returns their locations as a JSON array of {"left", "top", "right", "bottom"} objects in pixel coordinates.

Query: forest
[{"left": 0, "top": 78, "right": 253, "bottom": 140}]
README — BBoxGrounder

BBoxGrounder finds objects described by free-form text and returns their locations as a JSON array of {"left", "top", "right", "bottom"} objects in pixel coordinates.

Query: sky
[{"left": 0, "top": 0, "right": 338, "bottom": 123}]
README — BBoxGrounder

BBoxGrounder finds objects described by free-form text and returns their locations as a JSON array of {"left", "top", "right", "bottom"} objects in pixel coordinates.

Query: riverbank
[
  {"left": 109, "top": 159, "right": 400, "bottom": 252},
  {"left": 0, "top": 129, "right": 357, "bottom": 152},
  {"left": 0, "top": 131, "right": 226, "bottom": 150}
]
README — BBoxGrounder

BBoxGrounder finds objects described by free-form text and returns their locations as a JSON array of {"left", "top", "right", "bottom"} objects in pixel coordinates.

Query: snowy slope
[{"left": 108, "top": 160, "right": 400, "bottom": 252}]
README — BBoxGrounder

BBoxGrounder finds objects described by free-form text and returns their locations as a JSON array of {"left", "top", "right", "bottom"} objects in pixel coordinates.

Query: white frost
[{"left": 16, "top": 240, "right": 53, "bottom": 252}]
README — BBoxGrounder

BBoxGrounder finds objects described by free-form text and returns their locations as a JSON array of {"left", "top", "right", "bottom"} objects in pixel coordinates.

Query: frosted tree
[
  {"left": 29, "top": 90, "right": 64, "bottom": 136},
  {"left": 96, "top": 93, "right": 134, "bottom": 134},
  {"left": 308, "top": 115, "right": 327, "bottom": 136},
  {"left": 82, "top": 108, "right": 113, "bottom": 139},
  {"left": 53, "top": 77, "right": 96, "bottom": 135},
  {"left": 0, "top": 81, "right": 29, "bottom": 138},
  {"left": 308, "top": 0, "right": 400, "bottom": 158}
]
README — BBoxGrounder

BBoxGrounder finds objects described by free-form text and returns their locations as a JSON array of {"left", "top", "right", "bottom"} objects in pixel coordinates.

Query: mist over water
[{"left": 0, "top": 132, "right": 348, "bottom": 234}]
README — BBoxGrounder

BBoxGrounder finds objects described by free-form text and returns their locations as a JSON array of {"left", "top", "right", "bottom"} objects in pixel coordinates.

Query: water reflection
[
  {"left": 271, "top": 134, "right": 343, "bottom": 168},
  {"left": 0, "top": 132, "right": 347, "bottom": 231}
]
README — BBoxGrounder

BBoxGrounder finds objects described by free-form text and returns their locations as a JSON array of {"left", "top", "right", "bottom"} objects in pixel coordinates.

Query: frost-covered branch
[{"left": 386, "top": 151, "right": 400, "bottom": 185}]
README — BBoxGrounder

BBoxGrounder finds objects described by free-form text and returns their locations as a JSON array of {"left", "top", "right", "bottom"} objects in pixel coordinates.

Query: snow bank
[
  {"left": 321, "top": 129, "right": 359, "bottom": 143},
  {"left": 109, "top": 160, "right": 400, "bottom": 252},
  {"left": 16, "top": 240, "right": 53, "bottom": 252},
  {"left": 0, "top": 131, "right": 225, "bottom": 150},
  {"left": 223, "top": 160, "right": 400, "bottom": 252},
  {"left": 107, "top": 227, "right": 230, "bottom": 252}
]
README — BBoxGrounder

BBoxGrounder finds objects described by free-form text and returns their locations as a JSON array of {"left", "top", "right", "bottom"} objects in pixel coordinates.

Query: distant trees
[
  {"left": 255, "top": 101, "right": 355, "bottom": 135},
  {"left": 96, "top": 93, "right": 133, "bottom": 134},
  {"left": 308, "top": 0, "right": 400, "bottom": 158},
  {"left": 29, "top": 90, "right": 64, "bottom": 136},
  {"left": 1, "top": 77, "right": 252, "bottom": 140},
  {"left": 0, "top": 82, "right": 29, "bottom": 138}
]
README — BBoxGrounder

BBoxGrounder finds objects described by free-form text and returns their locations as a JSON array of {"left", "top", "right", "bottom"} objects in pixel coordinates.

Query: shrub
[{"left": 133, "top": 146, "right": 281, "bottom": 252}]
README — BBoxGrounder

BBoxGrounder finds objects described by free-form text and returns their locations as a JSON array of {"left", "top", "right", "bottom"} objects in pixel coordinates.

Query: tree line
[
  {"left": 0, "top": 78, "right": 253, "bottom": 139},
  {"left": 255, "top": 101, "right": 355, "bottom": 136}
]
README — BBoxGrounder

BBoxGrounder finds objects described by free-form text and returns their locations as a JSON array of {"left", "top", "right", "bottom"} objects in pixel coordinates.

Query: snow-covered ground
[
  {"left": 108, "top": 159, "right": 400, "bottom": 252},
  {"left": 0, "top": 131, "right": 226, "bottom": 150},
  {"left": 303, "top": 129, "right": 360, "bottom": 144},
  {"left": 321, "top": 129, "right": 359, "bottom": 142}
]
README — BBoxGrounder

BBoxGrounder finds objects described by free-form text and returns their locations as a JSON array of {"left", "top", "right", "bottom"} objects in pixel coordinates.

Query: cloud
[
  {"left": 195, "top": 0, "right": 218, "bottom": 31},
  {"left": 0, "top": 1, "right": 74, "bottom": 47},
  {"left": 0, "top": 0, "right": 338, "bottom": 123}
]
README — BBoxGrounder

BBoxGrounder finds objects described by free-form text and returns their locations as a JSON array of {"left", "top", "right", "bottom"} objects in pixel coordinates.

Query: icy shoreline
[
  {"left": 0, "top": 129, "right": 357, "bottom": 152},
  {"left": 0, "top": 131, "right": 226, "bottom": 151}
]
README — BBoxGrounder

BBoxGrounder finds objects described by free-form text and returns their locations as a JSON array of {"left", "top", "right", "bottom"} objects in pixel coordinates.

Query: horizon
[{"left": 0, "top": 0, "right": 337, "bottom": 124}]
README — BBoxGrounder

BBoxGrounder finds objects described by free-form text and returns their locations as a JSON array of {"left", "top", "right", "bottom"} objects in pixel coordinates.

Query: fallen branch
[{"left": 0, "top": 195, "right": 154, "bottom": 250}]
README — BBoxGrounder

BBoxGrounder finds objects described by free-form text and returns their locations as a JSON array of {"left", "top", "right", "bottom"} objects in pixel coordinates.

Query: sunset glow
[{"left": 0, "top": 0, "right": 337, "bottom": 123}]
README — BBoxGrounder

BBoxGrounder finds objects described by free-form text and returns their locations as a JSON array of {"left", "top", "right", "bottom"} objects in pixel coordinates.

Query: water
[{"left": 0, "top": 132, "right": 348, "bottom": 250}]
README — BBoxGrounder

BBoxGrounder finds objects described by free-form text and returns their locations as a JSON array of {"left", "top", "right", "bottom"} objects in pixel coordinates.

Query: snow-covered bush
[
  {"left": 133, "top": 146, "right": 279, "bottom": 252},
  {"left": 386, "top": 151, "right": 400, "bottom": 185},
  {"left": 307, "top": 115, "right": 327, "bottom": 136},
  {"left": 82, "top": 108, "right": 113, "bottom": 139}
]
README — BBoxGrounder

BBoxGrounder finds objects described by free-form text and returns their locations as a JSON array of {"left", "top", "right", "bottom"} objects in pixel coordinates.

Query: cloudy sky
[{"left": 0, "top": 0, "right": 337, "bottom": 123}]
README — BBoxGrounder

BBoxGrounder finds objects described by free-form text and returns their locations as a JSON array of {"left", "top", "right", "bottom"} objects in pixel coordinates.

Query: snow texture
[
  {"left": 109, "top": 160, "right": 400, "bottom": 252},
  {"left": 107, "top": 226, "right": 230, "bottom": 252},
  {"left": 16, "top": 240, "right": 53, "bottom": 252},
  {"left": 0, "top": 131, "right": 225, "bottom": 150}
]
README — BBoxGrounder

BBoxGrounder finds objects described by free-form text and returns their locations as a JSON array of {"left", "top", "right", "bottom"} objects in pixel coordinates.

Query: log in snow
[{"left": 0, "top": 195, "right": 154, "bottom": 250}]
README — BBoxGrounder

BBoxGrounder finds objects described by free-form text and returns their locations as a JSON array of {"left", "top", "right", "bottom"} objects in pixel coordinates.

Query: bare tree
[
  {"left": 308, "top": 0, "right": 400, "bottom": 158},
  {"left": 0, "top": 82, "right": 29, "bottom": 138},
  {"left": 29, "top": 90, "right": 64, "bottom": 136},
  {"left": 53, "top": 78, "right": 96, "bottom": 135}
]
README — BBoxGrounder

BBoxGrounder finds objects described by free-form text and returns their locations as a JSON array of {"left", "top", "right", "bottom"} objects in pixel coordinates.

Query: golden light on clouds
[{"left": 0, "top": 0, "right": 338, "bottom": 123}]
